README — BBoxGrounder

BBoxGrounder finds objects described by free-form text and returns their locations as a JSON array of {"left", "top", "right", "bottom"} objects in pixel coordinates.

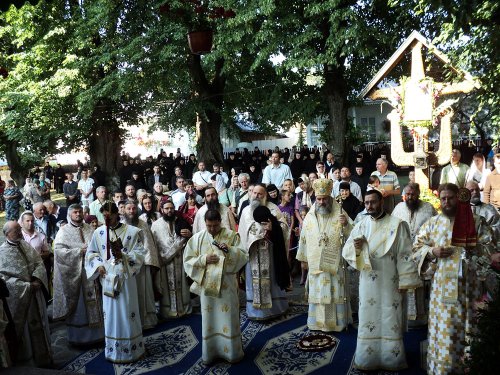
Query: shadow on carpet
[{"left": 62, "top": 305, "right": 426, "bottom": 374}]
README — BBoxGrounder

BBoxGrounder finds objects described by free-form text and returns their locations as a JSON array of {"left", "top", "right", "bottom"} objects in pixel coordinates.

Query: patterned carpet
[{"left": 61, "top": 305, "right": 426, "bottom": 375}]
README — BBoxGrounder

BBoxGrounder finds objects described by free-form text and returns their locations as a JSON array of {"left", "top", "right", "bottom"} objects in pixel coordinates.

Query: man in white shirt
[
  {"left": 78, "top": 169, "right": 95, "bottom": 207},
  {"left": 370, "top": 158, "right": 400, "bottom": 213},
  {"left": 261, "top": 152, "right": 293, "bottom": 189},
  {"left": 213, "top": 163, "right": 229, "bottom": 185},
  {"left": 192, "top": 162, "right": 212, "bottom": 196},
  {"left": 170, "top": 177, "right": 187, "bottom": 209},
  {"left": 89, "top": 186, "right": 108, "bottom": 224},
  {"left": 231, "top": 173, "right": 250, "bottom": 215}
]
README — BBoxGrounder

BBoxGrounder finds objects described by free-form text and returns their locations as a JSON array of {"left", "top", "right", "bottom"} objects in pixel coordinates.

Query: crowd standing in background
[{"left": 0, "top": 140, "right": 498, "bottom": 372}]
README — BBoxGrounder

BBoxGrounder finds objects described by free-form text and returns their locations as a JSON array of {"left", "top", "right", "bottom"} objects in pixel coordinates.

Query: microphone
[{"left": 212, "top": 240, "right": 228, "bottom": 253}]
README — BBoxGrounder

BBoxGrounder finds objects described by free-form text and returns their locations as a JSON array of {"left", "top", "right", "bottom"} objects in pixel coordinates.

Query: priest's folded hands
[{"left": 431, "top": 246, "right": 454, "bottom": 258}]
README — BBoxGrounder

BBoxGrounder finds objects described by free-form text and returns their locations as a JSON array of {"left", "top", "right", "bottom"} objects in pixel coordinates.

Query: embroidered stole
[
  {"left": 310, "top": 214, "right": 342, "bottom": 275},
  {"left": 249, "top": 239, "right": 272, "bottom": 309},
  {"left": 440, "top": 247, "right": 461, "bottom": 304}
]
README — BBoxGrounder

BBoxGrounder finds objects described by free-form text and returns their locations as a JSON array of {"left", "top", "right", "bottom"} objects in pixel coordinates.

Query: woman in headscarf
[
  {"left": 139, "top": 195, "right": 161, "bottom": 228},
  {"left": 84, "top": 215, "right": 99, "bottom": 231},
  {"left": 152, "top": 182, "right": 170, "bottom": 212},
  {"left": 178, "top": 193, "right": 201, "bottom": 225},
  {"left": 337, "top": 182, "right": 363, "bottom": 221},
  {"left": 466, "top": 152, "right": 491, "bottom": 198}
]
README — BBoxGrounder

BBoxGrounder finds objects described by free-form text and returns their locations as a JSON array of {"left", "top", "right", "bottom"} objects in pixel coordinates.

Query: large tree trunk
[
  {"left": 0, "top": 132, "right": 29, "bottom": 187},
  {"left": 324, "top": 64, "right": 349, "bottom": 165},
  {"left": 88, "top": 99, "right": 123, "bottom": 189},
  {"left": 196, "top": 111, "right": 224, "bottom": 167},
  {"left": 189, "top": 55, "right": 225, "bottom": 168}
]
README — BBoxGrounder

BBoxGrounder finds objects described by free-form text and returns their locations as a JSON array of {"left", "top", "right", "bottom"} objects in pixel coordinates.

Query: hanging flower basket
[
  {"left": 187, "top": 30, "right": 213, "bottom": 55},
  {"left": 0, "top": 67, "right": 8, "bottom": 79}
]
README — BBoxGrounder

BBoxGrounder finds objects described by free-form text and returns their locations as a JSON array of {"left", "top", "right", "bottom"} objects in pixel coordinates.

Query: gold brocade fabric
[
  {"left": 53, "top": 223, "right": 103, "bottom": 327},
  {"left": 413, "top": 214, "right": 495, "bottom": 374},
  {"left": 249, "top": 239, "right": 272, "bottom": 309},
  {"left": 204, "top": 255, "right": 225, "bottom": 297},
  {"left": 296, "top": 202, "right": 353, "bottom": 332}
]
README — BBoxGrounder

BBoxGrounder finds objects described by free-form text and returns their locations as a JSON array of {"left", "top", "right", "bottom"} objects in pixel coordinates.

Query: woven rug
[{"left": 62, "top": 305, "right": 426, "bottom": 374}]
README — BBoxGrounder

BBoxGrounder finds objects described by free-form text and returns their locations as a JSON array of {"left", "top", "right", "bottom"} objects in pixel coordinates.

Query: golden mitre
[{"left": 313, "top": 178, "right": 333, "bottom": 197}]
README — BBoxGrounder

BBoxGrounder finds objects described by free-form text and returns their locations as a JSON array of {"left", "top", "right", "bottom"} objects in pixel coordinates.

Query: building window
[{"left": 360, "top": 117, "right": 376, "bottom": 141}]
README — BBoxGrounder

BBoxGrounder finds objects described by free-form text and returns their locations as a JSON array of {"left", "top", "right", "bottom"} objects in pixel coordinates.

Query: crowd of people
[{"left": 0, "top": 143, "right": 499, "bottom": 373}]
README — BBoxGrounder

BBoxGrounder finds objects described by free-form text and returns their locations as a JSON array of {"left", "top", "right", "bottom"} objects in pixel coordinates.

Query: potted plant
[
  {"left": 159, "top": 0, "right": 236, "bottom": 55},
  {"left": 0, "top": 67, "right": 8, "bottom": 79}
]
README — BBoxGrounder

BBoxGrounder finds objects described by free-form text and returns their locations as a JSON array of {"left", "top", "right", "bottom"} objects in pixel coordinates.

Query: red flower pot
[{"left": 187, "top": 30, "right": 213, "bottom": 55}]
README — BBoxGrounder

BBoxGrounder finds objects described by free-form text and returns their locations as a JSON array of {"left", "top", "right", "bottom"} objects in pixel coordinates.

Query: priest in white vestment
[
  {"left": 53, "top": 204, "right": 104, "bottom": 346},
  {"left": 0, "top": 221, "right": 53, "bottom": 367},
  {"left": 151, "top": 200, "right": 193, "bottom": 318},
  {"left": 413, "top": 183, "right": 494, "bottom": 374},
  {"left": 123, "top": 201, "right": 159, "bottom": 329},
  {"left": 193, "top": 187, "right": 236, "bottom": 233},
  {"left": 297, "top": 178, "right": 353, "bottom": 331},
  {"left": 392, "top": 183, "right": 437, "bottom": 324},
  {"left": 184, "top": 209, "right": 248, "bottom": 364},
  {"left": 85, "top": 202, "right": 145, "bottom": 364},
  {"left": 343, "top": 190, "right": 422, "bottom": 371},
  {"left": 239, "top": 184, "right": 290, "bottom": 320}
]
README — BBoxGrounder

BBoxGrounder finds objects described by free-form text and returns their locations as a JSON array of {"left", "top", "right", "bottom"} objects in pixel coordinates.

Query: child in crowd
[
  {"left": 294, "top": 205, "right": 310, "bottom": 286},
  {"left": 278, "top": 190, "right": 295, "bottom": 229},
  {"left": 84, "top": 215, "right": 99, "bottom": 231},
  {"left": 282, "top": 179, "right": 295, "bottom": 195},
  {"left": 279, "top": 189, "right": 296, "bottom": 290},
  {"left": 366, "top": 175, "right": 380, "bottom": 192},
  {"left": 82, "top": 206, "right": 90, "bottom": 220}
]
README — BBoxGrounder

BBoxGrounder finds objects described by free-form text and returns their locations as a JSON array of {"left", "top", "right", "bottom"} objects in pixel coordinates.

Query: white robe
[
  {"left": 0, "top": 241, "right": 52, "bottom": 367},
  {"left": 85, "top": 224, "right": 145, "bottom": 363},
  {"left": 134, "top": 220, "right": 160, "bottom": 329},
  {"left": 193, "top": 204, "right": 237, "bottom": 234},
  {"left": 296, "top": 202, "right": 352, "bottom": 331},
  {"left": 392, "top": 201, "right": 437, "bottom": 242},
  {"left": 184, "top": 228, "right": 248, "bottom": 364},
  {"left": 392, "top": 200, "right": 437, "bottom": 322},
  {"left": 53, "top": 222, "right": 104, "bottom": 345},
  {"left": 151, "top": 218, "right": 192, "bottom": 318},
  {"left": 343, "top": 214, "right": 422, "bottom": 371}
]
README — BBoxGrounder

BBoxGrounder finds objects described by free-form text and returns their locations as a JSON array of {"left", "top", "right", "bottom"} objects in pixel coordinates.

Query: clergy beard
[
  {"left": 206, "top": 199, "right": 220, "bottom": 211},
  {"left": 70, "top": 219, "right": 83, "bottom": 227},
  {"left": 315, "top": 203, "right": 332, "bottom": 216},
  {"left": 249, "top": 197, "right": 265, "bottom": 212},
  {"left": 124, "top": 214, "right": 139, "bottom": 226},
  {"left": 405, "top": 198, "right": 420, "bottom": 212},
  {"left": 442, "top": 206, "right": 457, "bottom": 218},
  {"left": 470, "top": 196, "right": 481, "bottom": 205},
  {"left": 163, "top": 213, "right": 176, "bottom": 222}
]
